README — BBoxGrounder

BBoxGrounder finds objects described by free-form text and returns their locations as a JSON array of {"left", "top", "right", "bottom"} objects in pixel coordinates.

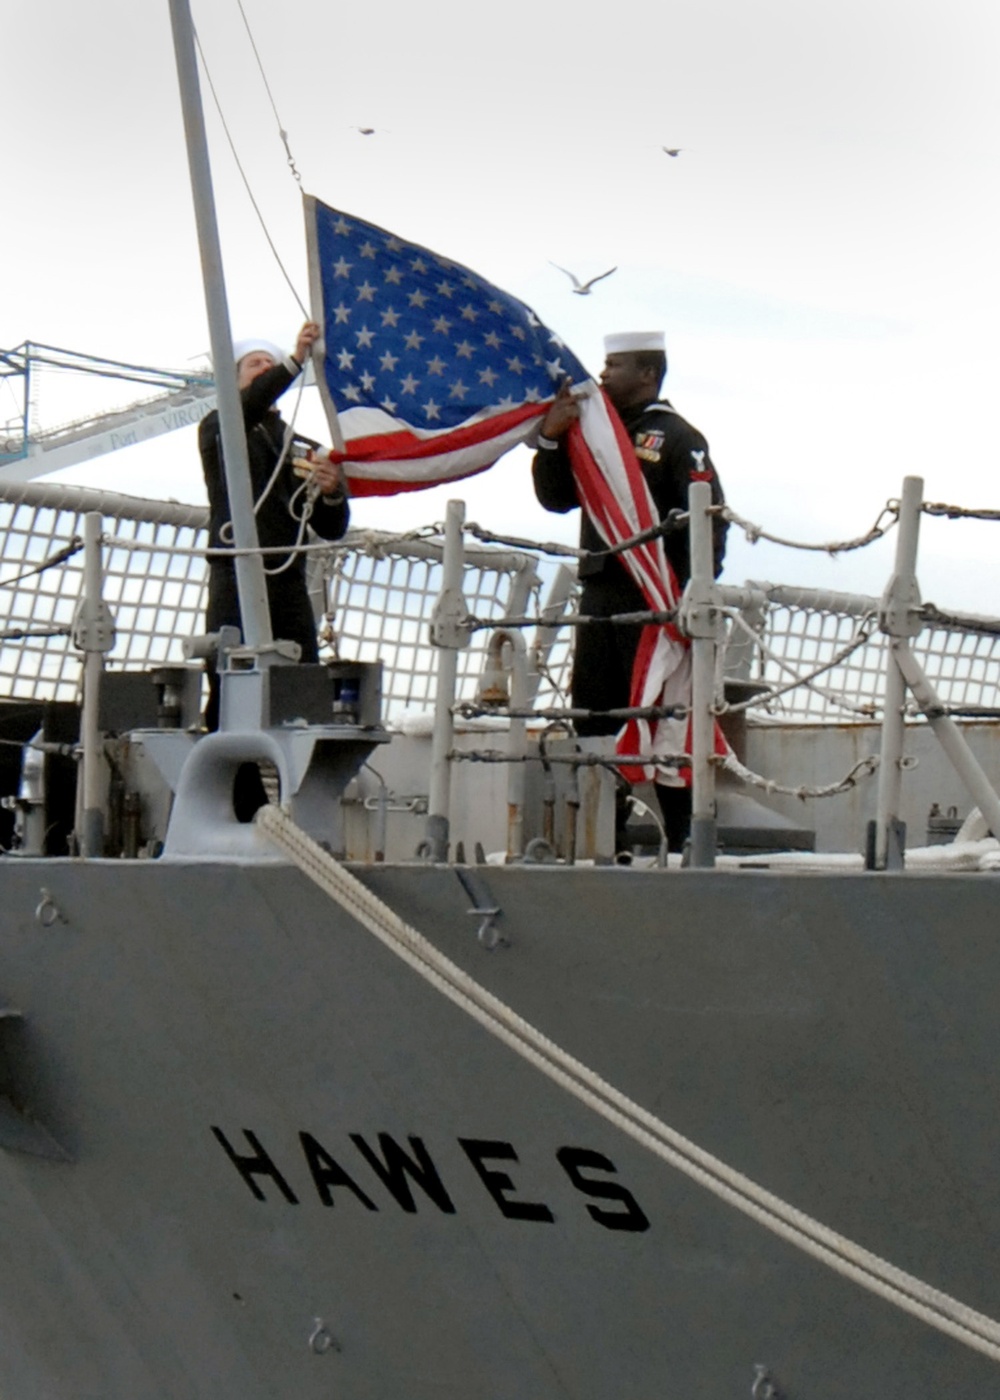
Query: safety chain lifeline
[
  {"left": 920, "top": 603, "right": 1000, "bottom": 638},
  {"left": 0, "top": 626, "right": 72, "bottom": 644},
  {"left": 464, "top": 607, "right": 679, "bottom": 634},
  {"left": 102, "top": 534, "right": 338, "bottom": 561},
  {"left": 447, "top": 749, "right": 690, "bottom": 771},
  {"left": 466, "top": 511, "right": 686, "bottom": 562},
  {"left": 258, "top": 802, "right": 1000, "bottom": 1367},
  {"left": 722, "top": 501, "right": 899, "bottom": 555},
  {"left": 923, "top": 501, "right": 1000, "bottom": 523},
  {"left": 453, "top": 701, "right": 687, "bottom": 724},
  {"left": 718, "top": 751, "right": 880, "bottom": 801},
  {"left": 468, "top": 498, "right": 898, "bottom": 563},
  {"left": 0, "top": 536, "right": 83, "bottom": 590},
  {"left": 465, "top": 522, "right": 582, "bottom": 559}
]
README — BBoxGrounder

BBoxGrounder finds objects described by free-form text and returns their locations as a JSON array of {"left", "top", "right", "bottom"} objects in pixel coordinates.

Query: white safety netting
[
  {"left": 736, "top": 583, "right": 1000, "bottom": 722},
  {"left": 0, "top": 484, "right": 543, "bottom": 720},
  {"left": 0, "top": 481, "right": 997, "bottom": 725}
]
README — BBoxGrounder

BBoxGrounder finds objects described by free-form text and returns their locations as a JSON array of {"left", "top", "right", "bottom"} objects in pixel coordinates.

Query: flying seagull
[
  {"left": 349, "top": 126, "right": 388, "bottom": 136},
  {"left": 550, "top": 262, "right": 618, "bottom": 295},
  {"left": 662, "top": 147, "right": 683, "bottom": 157}
]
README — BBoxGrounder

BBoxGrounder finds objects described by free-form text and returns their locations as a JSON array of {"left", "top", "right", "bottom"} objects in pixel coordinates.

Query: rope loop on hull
[{"left": 257, "top": 803, "right": 1000, "bottom": 1366}]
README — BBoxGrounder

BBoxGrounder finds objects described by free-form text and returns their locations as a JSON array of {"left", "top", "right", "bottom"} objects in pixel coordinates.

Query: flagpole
[
  {"left": 167, "top": 0, "right": 273, "bottom": 654},
  {"left": 303, "top": 194, "right": 347, "bottom": 455}
]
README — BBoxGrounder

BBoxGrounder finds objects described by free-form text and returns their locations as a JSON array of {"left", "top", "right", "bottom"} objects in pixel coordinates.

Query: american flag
[
  {"left": 305, "top": 196, "right": 590, "bottom": 496},
  {"left": 305, "top": 196, "right": 722, "bottom": 783}
]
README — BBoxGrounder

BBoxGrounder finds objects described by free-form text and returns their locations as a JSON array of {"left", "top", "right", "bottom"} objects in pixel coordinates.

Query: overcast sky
[{"left": 5, "top": 0, "right": 1000, "bottom": 611}]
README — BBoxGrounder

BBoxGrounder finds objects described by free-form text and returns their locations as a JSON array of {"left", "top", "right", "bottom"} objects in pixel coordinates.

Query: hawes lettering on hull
[{"left": 211, "top": 1127, "right": 650, "bottom": 1233}]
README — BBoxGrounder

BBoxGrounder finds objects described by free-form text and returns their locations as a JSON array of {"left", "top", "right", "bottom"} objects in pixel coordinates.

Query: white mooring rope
[{"left": 257, "top": 803, "right": 1000, "bottom": 1365}]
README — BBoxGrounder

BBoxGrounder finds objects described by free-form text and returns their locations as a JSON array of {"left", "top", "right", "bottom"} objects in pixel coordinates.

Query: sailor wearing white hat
[
  {"left": 532, "top": 331, "right": 727, "bottom": 852},
  {"left": 232, "top": 337, "right": 287, "bottom": 369},
  {"left": 199, "top": 321, "right": 350, "bottom": 731},
  {"left": 600, "top": 331, "right": 666, "bottom": 356}
]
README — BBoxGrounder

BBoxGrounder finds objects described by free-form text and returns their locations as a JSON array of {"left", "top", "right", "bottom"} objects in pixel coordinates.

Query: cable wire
[
  {"left": 235, "top": 0, "right": 303, "bottom": 185},
  {"left": 192, "top": 26, "right": 308, "bottom": 316}
]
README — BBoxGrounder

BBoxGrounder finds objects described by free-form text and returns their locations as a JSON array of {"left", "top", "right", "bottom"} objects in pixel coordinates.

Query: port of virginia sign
[{"left": 211, "top": 1126, "right": 650, "bottom": 1232}]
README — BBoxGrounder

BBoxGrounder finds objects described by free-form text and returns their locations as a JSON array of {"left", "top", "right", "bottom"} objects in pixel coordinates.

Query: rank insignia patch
[{"left": 689, "top": 447, "right": 713, "bottom": 480}]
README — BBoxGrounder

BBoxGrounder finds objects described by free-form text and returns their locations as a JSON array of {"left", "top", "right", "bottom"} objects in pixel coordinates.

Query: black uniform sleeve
[
  {"left": 199, "top": 363, "right": 303, "bottom": 555},
  {"left": 637, "top": 408, "right": 727, "bottom": 580},
  {"left": 531, "top": 440, "right": 580, "bottom": 514},
  {"left": 238, "top": 361, "right": 298, "bottom": 425},
  {"left": 307, "top": 492, "right": 350, "bottom": 542},
  {"left": 198, "top": 362, "right": 298, "bottom": 461}
]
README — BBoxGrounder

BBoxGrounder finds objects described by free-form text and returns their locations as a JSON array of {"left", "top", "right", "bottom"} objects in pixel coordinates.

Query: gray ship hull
[{"left": 1, "top": 857, "right": 998, "bottom": 1397}]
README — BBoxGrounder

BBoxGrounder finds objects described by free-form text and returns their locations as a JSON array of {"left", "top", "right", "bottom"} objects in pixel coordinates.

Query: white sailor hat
[
  {"left": 232, "top": 337, "right": 284, "bottom": 365},
  {"left": 603, "top": 331, "right": 666, "bottom": 355}
]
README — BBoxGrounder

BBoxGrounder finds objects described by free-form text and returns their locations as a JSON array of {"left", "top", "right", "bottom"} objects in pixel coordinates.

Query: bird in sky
[
  {"left": 550, "top": 263, "right": 618, "bottom": 295},
  {"left": 662, "top": 147, "right": 683, "bottom": 157},
  {"left": 349, "top": 126, "right": 387, "bottom": 136}
]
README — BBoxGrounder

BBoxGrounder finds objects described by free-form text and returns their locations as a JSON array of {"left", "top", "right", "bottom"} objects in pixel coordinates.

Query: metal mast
[{"left": 167, "top": 0, "right": 273, "bottom": 653}]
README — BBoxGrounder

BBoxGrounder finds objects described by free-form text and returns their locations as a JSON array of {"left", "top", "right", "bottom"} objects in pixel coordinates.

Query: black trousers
[
  {"left": 572, "top": 575, "right": 692, "bottom": 853},
  {"left": 571, "top": 578, "right": 643, "bottom": 739}
]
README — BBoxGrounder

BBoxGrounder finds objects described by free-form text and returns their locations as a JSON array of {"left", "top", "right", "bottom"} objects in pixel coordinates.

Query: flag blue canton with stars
[{"left": 308, "top": 201, "right": 589, "bottom": 430}]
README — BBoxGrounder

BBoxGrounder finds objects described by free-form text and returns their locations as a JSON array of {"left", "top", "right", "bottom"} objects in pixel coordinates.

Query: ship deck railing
[{"left": 0, "top": 476, "right": 998, "bottom": 729}]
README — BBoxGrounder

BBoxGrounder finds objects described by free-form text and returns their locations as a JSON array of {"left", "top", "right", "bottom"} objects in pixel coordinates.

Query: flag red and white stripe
[
  {"left": 567, "top": 387, "right": 728, "bottom": 786},
  {"left": 328, "top": 402, "right": 547, "bottom": 497}
]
